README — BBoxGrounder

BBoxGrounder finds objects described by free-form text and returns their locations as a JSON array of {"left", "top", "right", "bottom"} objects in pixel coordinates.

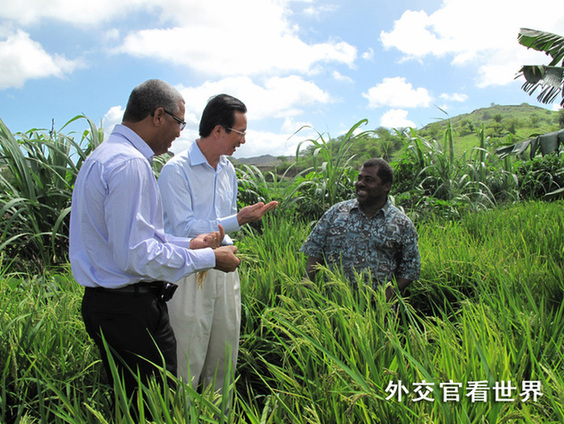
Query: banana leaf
[
  {"left": 517, "top": 28, "right": 564, "bottom": 106},
  {"left": 495, "top": 129, "right": 564, "bottom": 159},
  {"left": 518, "top": 28, "right": 564, "bottom": 66},
  {"left": 539, "top": 131, "right": 560, "bottom": 155},
  {"left": 495, "top": 139, "right": 532, "bottom": 159}
]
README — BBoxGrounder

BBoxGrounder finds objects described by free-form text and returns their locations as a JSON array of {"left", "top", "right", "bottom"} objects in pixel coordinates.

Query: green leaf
[
  {"left": 517, "top": 28, "right": 564, "bottom": 106},
  {"left": 518, "top": 28, "right": 564, "bottom": 66}
]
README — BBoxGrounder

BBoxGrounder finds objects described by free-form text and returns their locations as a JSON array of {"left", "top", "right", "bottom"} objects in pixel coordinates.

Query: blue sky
[{"left": 1, "top": 0, "right": 563, "bottom": 158}]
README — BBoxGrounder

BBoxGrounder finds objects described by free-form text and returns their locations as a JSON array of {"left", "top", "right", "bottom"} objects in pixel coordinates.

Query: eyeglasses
[
  {"left": 163, "top": 109, "right": 187, "bottom": 131},
  {"left": 227, "top": 127, "right": 246, "bottom": 138}
]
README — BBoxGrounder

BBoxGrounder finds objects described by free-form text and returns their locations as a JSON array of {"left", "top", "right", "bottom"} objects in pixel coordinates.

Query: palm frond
[
  {"left": 517, "top": 65, "right": 564, "bottom": 106},
  {"left": 518, "top": 28, "right": 564, "bottom": 66},
  {"left": 517, "top": 28, "right": 564, "bottom": 106}
]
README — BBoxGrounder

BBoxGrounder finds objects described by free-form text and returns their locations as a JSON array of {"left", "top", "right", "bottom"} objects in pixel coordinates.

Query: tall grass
[
  {"left": 234, "top": 201, "right": 564, "bottom": 423},
  {"left": 0, "top": 116, "right": 102, "bottom": 271},
  {"left": 1, "top": 112, "right": 563, "bottom": 422},
  {"left": 0, "top": 265, "right": 244, "bottom": 423},
  {"left": 0, "top": 115, "right": 556, "bottom": 274},
  {"left": 0, "top": 264, "right": 103, "bottom": 423},
  {"left": 290, "top": 120, "right": 373, "bottom": 219},
  {"left": 1, "top": 201, "right": 563, "bottom": 422},
  {"left": 393, "top": 123, "right": 521, "bottom": 221}
]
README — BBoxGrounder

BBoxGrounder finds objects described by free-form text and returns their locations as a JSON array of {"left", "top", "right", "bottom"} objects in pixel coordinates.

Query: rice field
[{"left": 1, "top": 200, "right": 563, "bottom": 423}]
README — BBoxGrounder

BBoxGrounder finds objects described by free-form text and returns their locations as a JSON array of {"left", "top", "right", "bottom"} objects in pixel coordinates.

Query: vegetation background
[{"left": 1, "top": 100, "right": 564, "bottom": 423}]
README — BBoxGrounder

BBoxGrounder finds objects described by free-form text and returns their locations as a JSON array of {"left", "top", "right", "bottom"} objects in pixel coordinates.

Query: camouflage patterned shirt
[{"left": 301, "top": 199, "right": 420, "bottom": 287}]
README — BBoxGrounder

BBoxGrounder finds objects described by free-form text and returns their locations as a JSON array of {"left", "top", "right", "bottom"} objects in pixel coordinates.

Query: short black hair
[
  {"left": 362, "top": 158, "right": 393, "bottom": 186},
  {"left": 199, "top": 94, "right": 247, "bottom": 138},
  {"left": 122, "top": 79, "right": 184, "bottom": 123}
]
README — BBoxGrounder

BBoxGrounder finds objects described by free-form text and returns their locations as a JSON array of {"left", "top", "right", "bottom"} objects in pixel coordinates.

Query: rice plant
[
  {"left": 2, "top": 200, "right": 563, "bottom": 422},
  {"left": 1, "top": 111, "right": 564, "bottom": 423},
  {"left": 233, "top": 200, "right": 564, "bottom": 423}
]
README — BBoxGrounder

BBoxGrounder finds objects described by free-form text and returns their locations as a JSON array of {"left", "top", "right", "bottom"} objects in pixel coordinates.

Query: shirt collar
[
  {"left": 112, "top": 124, "right": 155, "bottom": 162},
  {"left": 380, "top": 200, "right": 392, "bottom": 216},
  {"left": 351, "top": 198, "right": 391, "bottom": 217},
  {"left": 189, "top": 141, "right": 228, "bottom": 169}
]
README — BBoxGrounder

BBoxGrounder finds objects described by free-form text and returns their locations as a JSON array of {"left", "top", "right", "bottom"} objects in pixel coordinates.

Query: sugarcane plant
[{"left": 0, "top": 115, "right": 102, "bottom": 271}]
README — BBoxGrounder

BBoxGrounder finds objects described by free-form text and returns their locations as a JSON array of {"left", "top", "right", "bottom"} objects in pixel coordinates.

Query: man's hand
[
  {"left": 189, "top": 224, "right": 225, "bottom": 249},
  {"left": 213, "top": 245, "right": 240, "bottom": 272},
  {"left": 305, "top": 256, "right": 323, "bottom": 282},
  {"left": 385, "top": 285, "right": 396, "bottom": 302},
  {"left": 385, "top": 278, "right": 411, "bottom": 302},
  {"left": 237, "top": 201, "right": 278, "bottom": 226}
]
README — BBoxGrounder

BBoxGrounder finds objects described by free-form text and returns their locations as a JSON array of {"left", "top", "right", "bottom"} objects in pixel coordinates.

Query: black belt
[{"left": 86, "top": 281, "right": 178, "bottom": 301}]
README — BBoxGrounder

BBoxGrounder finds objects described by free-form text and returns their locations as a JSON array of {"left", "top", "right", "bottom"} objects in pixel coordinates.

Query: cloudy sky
[{"left": 1, "top": 0, "right": 563, "bottom": 158}]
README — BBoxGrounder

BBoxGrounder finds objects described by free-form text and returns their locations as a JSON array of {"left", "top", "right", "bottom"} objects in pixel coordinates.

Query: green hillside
[
  {"left": 233, "top": 103, "right": 563, "bottom": 172},
  {"left": 418, "top": 103, "right": 561, "bottom": 155}
]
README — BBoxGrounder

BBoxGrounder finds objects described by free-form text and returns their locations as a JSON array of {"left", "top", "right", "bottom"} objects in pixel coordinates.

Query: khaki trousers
[{"left": 168, "top": 269, "right": 241, "bottom": 392}]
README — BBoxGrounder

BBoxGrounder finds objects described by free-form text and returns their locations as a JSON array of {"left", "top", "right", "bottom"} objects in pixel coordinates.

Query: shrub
[{"left": 516, "top": 154, "right": 564, "bottom": 200}]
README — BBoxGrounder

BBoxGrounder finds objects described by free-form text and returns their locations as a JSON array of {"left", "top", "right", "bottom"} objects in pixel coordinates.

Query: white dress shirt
[{"left": 158, "top": 141, "right": 240, "bottom": 244}]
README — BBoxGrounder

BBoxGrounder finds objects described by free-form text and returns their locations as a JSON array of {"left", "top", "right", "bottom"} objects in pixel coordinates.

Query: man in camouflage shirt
[{"left": 301, "top": 158, "right": 420, "bottom": 299}]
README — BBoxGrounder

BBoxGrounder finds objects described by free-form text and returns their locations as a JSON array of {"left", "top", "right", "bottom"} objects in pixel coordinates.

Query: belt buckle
[{"left": 159, "top": 283, "right": 178, "bottom": 302}]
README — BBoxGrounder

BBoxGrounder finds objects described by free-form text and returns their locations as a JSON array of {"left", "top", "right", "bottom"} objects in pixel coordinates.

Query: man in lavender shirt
[{"left": 70, "top": 80, "right": 240, "bottom": 401}]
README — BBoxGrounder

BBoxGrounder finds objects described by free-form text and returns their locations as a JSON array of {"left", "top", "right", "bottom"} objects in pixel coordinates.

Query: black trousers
[{"left": 81, "top": 286, "right": 177, "bottom": 398}]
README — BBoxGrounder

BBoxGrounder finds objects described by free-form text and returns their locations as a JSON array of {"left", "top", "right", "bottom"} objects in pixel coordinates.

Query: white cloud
[
  {"left": 0, "top": 0, "right": 153, "bottom": 26},
  {"left": 0, "top": 0, "right": 357, "bottom": 97},
  {"left": 363, "top": 77, "right": 432, "bottom": 108},
  {"left": 117, "top": 28, "right": 356, "bottom": 78},
  {"left": 380, "top": 109, "right": 415, "bottom": 129},
  {"left": 0, "top": 30, "right": 81, "bottom": 89},
  {"left": 178, "top": 76, "right": 331, "bottom": 124},
  {"left": 381, "top": 10, "right": 446, "bottom": 58},
  {"left": 380, "top": 0, "right": 564, "bottom": 87},
  {"left": 101, "top": 105, "right": 124, "bottom": 139},
  {"left": 440, "top": 92, "right": 468, "bottom": 102},
  {"left": 114, "top": 0, "right": 356, "bottom": 77},
  {"left": 362, "top": 48, "right": 374, "bottom": 61},
  {"left": 2, "top": 0, "right": 357, "bottom": 81},
  {"left": 332, "top": 71, "right": 353, "bottom": 83}
]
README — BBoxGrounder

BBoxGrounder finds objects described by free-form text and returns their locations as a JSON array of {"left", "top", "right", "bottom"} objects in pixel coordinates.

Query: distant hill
[
  {"left": 232, "top": 103, "right": 562, "bottom": 168},
  {"left": 418, "top": 103, "right": 561, "bottom": 154},
  {"left": 231, "top": 154, "right": 288, "bottom": 167},
  {"left": 421, "top": 103, "right": 557, "bottom": 129}
]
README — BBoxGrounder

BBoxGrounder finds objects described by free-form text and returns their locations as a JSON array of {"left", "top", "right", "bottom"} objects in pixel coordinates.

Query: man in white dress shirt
[{"left": 158, "top": 94, "right": 277, "bottom": 393}]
